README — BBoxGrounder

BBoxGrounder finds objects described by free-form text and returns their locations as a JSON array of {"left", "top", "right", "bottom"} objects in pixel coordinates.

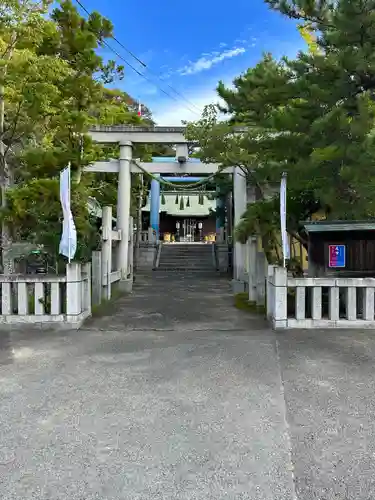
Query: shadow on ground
[{"left": 1, "top": 271, "right": 375, "bottom": 499}]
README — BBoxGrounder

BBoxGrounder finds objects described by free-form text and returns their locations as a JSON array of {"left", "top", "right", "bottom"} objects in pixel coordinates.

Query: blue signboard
[{"left": 328, "top": 244, "right": 346, "bottom": 268}]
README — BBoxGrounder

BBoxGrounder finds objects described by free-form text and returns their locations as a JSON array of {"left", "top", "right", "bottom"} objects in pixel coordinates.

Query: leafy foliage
[
  {"left": 186, "top": 0, "right": 375, "bottom": 262},
  {"left": 0, "top": 0, "right": 157, "bottom": 264},
  {"left": 4, "top": 177, "right": 99, "bottom": 261}
]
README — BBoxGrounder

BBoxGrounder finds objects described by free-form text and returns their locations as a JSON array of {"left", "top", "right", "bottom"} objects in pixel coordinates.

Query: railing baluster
[
  {"left": 329, "top": 286, "right": 339, "bottom": 321},
  {"left": 363, "top": 286, "right": 374, "bottom": 321},
  {"left": 17, "top": 282, "right": 28, "bottom": 315},
  {"left": 311, "top": 286, "right": 322, "bottom": 320},
  {"left": 295, "top": 286, "right": 306, "bottom": 320},
  {"left": 270, "top": 270, "right": 375, "bottom": 329},
  {"left": 266, "top": 265, "right": 276, "bottom": 320},
  {"left": 0, "top": 268, "right": 88, "bottom": 327},
  {"left": 50, "top": 282, "right": 61, "bottom": 315},
  {"left": 346, "top": 287, "right": 357, "bottom": 320},
  {"left": 34, "top": 282, "right": 45, "bottom": 315},
  {"left": 80, "top": 278, "right": 85, "bottom": 313}
]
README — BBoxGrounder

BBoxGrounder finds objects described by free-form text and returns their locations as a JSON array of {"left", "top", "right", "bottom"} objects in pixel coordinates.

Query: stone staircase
[{"left": 156, "top": 243, "right": 217, "bottom": 273}]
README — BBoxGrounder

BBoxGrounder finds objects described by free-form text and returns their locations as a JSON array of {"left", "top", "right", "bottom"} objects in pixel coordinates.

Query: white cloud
[{"left": 178, "top": 47, "right": 246, "bottom": 76}]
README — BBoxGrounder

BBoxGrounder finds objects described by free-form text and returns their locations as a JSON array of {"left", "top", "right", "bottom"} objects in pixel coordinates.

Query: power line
[
  {"left": 109, "top": 39, "right": 203, "bottom": 114},
  {"left": 73, "top": 0, "right": 202, "bottom": 116},
  {"left": 101, "top": 39, "right": 187, "bottom": 105}
]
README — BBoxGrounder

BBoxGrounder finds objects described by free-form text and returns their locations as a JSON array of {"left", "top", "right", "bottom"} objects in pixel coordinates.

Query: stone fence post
[
  {"left": 82, "top": 262, "right": 91, "bottom": 314},
  {"left": 91, "top": 250, "right": 102, "bottom": 306},
  {"left": 102, "top": 206, "right": 112, "bottom": 300},
  {"left": 247, "top": 237, "right": 257, "bottom": 302},
  {"left": 148, "top": 226, "right": 154, "bottom": 243},
  {"left": 266, "top": 265, "right": 277, "bottom": 320},
  {"left": 256, "top": 251, "right": 266, "bottom": 306},
  {"left": 66, "top": 262, "right": 82, "bottom": 318},
  {"left": 271, "top": 266, "right": 288, "bottom": 329}
]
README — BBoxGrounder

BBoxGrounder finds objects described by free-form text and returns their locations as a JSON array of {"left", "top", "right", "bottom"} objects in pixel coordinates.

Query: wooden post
[
  {"left": 247, "top": 237, "right": 257, "bottom": 302},
  {"left": 82, "top": 262, "right": 91, "bottom": 314},
  {"left": 134, "top": 173, "right": 143, "bottom": 270},
  {"left": 91, "top": 251, "right": 102, "bottom": 306},
  {"left": 128, "top": 216, "right": 134, "bottom": 278},
  {"left": 101, "top": 206, "right": 112, "bottom": 300},
  {"left": 256, "top": 251, "right": 266, "bottom": 306}
]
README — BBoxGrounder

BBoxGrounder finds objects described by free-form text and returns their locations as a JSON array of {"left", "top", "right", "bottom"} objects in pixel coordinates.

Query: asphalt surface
[{"left": 0, "top": 271, "right": 374, "bottom": 499}]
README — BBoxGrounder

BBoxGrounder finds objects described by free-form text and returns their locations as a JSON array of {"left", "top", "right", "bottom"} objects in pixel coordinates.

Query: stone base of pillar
[
  {"left": 231, "top": 278, "right": 248, "bottom": 294},
  {"left": 65, "top": 311, "right": 91, "bottom": 329},
  {"left": 118, "top": 278, "right": 133, "bottom": 294}
]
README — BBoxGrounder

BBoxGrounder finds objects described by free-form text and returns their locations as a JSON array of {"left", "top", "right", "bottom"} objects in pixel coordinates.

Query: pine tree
[{"left": 186, "top": 0, "right": 375, "bottom": 261}]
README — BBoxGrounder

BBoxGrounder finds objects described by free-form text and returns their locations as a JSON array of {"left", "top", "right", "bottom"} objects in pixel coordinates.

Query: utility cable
[
  {"left": 73, "top": 0, "right": 202, "bottom": 116},
  {"left": 109, "top": 39, "right": 203, "bottom": 114}
]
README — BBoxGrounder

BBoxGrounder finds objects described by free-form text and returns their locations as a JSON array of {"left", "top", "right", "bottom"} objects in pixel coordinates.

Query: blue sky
[{"left": 75, "top": 0, "right": 305, "bottom": 125}]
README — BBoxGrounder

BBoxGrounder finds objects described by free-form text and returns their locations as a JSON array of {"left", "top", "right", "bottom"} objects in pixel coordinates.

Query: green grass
[
  {"left": 91, "top": 287, "right": 125, "bottom": 317},
  {"left": 234, "top": 293, "right": 266, "bottom": 315}
]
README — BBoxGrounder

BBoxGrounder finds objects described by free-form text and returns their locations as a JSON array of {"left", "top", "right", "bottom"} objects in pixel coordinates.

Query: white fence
[
  {"left": 139, "top": 228, "right": 157, "bottom": 244},
  {"left": 91, "top": 206, "right": 134, "bottom": 306},
  {"left": 0, "top": 204, "right": 135, "bottom": 328},
  {"left": 267, "top": 266, "right": 375, "bottom": 329},
  {"left": 0, "top": 262, "right": 91, "bottom": 329}
]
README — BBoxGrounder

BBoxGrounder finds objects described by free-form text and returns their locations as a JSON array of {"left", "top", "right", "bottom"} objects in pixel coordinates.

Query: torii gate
[{"left": 85, "top": 125, "right": 250, "bottom": 292}]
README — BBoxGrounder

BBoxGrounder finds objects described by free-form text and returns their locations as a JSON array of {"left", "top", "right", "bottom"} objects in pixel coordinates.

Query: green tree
[
  {"left": 4, "top": 178, "right": 98, "bottom": 261},
  {"left": 186, "top": 0, "right": 375, "bottom": 264},
  {"left": 0, "top": 0, "right": 73, "bottom": 270},
  {"left": 2, "top": 0, "right": 147, "bottom": 263}
]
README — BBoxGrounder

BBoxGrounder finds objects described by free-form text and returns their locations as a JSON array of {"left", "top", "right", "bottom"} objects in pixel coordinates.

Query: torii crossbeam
[{"left": 85, "top": 126, "right": 248, "bottom": 292}]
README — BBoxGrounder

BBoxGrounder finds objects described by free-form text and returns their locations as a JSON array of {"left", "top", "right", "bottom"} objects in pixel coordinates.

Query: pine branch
[{"left": 288, "top": 229, "right": 308, "bottom": 248}]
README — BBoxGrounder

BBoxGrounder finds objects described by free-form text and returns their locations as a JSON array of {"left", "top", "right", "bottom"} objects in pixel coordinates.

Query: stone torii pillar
[
  {"left": 232, "top": 167, "right": 247, "bottom": 292},
  {"left": 150, "top": 174, "right": 160, "bottom": 237},
  {"left": 117, "top": 141, "right": 132, "bottom": 287}
]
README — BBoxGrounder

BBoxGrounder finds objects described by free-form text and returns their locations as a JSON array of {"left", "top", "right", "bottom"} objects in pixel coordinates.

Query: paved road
[{"left": 0, "top": 272, "right": 374, "bottom": 499}]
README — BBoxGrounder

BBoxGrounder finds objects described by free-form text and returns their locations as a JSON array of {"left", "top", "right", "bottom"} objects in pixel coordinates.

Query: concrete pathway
[{"left": 0, "top": 273, "right": 375, "bottom": 499}]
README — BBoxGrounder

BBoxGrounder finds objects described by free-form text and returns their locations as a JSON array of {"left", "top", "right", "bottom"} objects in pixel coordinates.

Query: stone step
[
  {"left": 158, "top": 267, "right": 215, "bottom": 271},
  {"left": 159, "top": 256, "right": 213, "bottom": 261},
  {"left": 159, "top": 256, "right": 213, "bottom": 260},
  {"left": 159, "top": 252, "right": 212, "bottom": 256},
  {"left": 137, "top": 270, "right": 229, "bottom": 278},
  {"left": 161, "top": 250, "right": 212, "bottom": 255},
  {"left": 161, "top": 245, "right": 212, "bottom": 248},
  {"left": 160, "top": 249, "right": 212, "bottom": 253},
  {"left": 158, "top": 244, "right": 215, "bottom": 271},
  {"left": 157, "top": 264, "right": 215, "bottom": 267},
  {"left": 162, "top": 244, "right": 212, "bottom": 247},
  {"left": 154, "top": 268, "right": 219, "bottom": 274},
  {"left": 159, "top": 262, "right": 213, "bottom": 266}
]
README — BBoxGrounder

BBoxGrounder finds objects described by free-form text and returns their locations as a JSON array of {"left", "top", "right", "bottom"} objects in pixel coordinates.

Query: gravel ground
[{"left": 0, "top": 272, "right": 374, "bottom": 499}]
